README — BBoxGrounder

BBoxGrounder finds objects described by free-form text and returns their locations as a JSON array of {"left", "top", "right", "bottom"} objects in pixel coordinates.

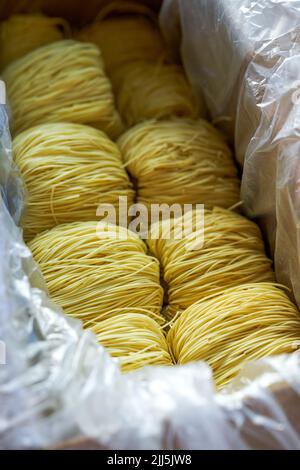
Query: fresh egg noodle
[
  {"left": 91, "top": 312, "right": 173, "bottom": 372},
  {"left": 148, "top": 207, "right": 274, "bottom": 320},
  {"left": 10, "top": 11, "right": 299, "bottom": 380},
  {"left": 2, "top": 40, "right": 123, "bottom": 138},
  {"left": 167, "top": 283, "right": 300, "bottom": 388},
  {"left": 0, "top": 14, "right": 70, "bottom": 70},
  {"left": 118, "top": 119, "right": 240, "bottom": 210},
  {"left": 13, "top": 122, "right": 134, "bottom": 241},
  {"left": 116, "top": 61, "right": 200, "bottom": 127},
  {"left": 28, "top": 222, "right": 164, "bottom": 325}
]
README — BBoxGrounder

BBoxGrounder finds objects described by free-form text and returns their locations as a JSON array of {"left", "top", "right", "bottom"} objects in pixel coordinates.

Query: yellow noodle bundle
[
  {"left": 91, "top": 312, "right": 173, "bottom": 372},
  {"left": 118, "top": 119, "right": 240, "bottom": 209},
  {"left": 148, "top": 207, "right": 274, "bottom": 320},
  {"left": 0, "top": 14, "right": 70, "bottom": 70},
  {"left": 2, "top": 40, "right": 123, "bottom": 138},
  {"left": 29, "top": 222, "right": 164, "bottom": 324},
  {"left": 116, "top": 62, "right": 200, "bottom": 127},
  {"left": 76, "top": 16, "right": 167, "bottom": 79},
  {"left": 168, "top": 283, "right": 300, "bottom": 388},
  {"left": 13, "top": 123, "right": 134, "bottom": 241}
]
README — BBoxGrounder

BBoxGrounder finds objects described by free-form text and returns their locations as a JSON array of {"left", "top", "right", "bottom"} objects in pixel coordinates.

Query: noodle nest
[
  {"left": 168, "top": 283, "right": 300, "bottom": 388},
  {"left": 92, "top": 312, "right": 172, "bottom": 372},
  {"left": 148, "top": 207, "right": 275, "bottom": 319},
  {"left": 116, "top": 61, "right": 200, "bottom": 126},
  {"left": 13, "top": 122, "right": 134, "bottom": 240},
  {"left": 29, "top": 222, "right": 164, "bottom": 324},
  {"left": 118, "top": 119, "right": 240, "bottom": 210},
  {"left": 3, "top": 39, "right": 123, "bottom": 138}
]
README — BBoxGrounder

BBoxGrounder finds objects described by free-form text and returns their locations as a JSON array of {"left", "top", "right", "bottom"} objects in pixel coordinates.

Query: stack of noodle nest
[{"left": 29, "top": 222, "right": 173, "bottom": 372}]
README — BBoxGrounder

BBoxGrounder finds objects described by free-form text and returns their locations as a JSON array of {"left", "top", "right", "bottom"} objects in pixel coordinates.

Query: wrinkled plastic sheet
[{"left": 1, "top": 0, "right": 300, "bottom": 449}]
